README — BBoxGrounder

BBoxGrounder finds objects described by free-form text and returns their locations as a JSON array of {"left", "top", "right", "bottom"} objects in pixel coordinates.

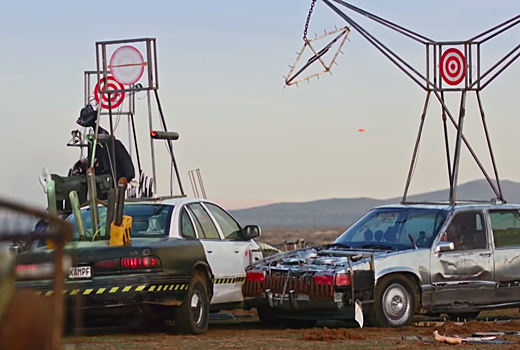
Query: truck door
[{"left": 431, "top": 210, "right": 494, "bottom": 308}]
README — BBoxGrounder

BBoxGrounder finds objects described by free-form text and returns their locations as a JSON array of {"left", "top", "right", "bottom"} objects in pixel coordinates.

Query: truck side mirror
[
  {"left": 435, "top": 240, "right": 455, "bottom": 253},
  {"left": 243, "top": 225, "right": 261, "bottom": 240}
]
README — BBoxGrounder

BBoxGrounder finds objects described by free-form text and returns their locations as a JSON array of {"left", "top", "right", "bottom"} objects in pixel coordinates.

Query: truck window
[
  {"left": 444, "top": 210, "right": 487, "bottom": 251},
  {"left": 489, "top": 210, "right": 520, "bottom": 248}
]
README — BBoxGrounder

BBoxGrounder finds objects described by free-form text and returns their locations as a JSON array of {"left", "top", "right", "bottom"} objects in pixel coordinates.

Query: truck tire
[
  {"left": 173, "top": 273, "right": 209, "bottom": 335},
  {"left": 371, "top": 274, "right": 416, "bottom": 328}
]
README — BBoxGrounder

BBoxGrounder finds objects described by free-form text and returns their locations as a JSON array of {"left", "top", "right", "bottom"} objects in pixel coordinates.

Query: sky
[{"left": 0, "top": 0, "right": 520, "bottom": 210}]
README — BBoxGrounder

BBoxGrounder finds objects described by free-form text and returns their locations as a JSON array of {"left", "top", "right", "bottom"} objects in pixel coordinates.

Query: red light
[
  {"left": 334, "top": 273, "right": 351, "bottom": 286},
  {"left": 121, "top": 257, "right": 159, "bottom": 269},
  {"left": 314, "top": 273, "right": 351, "bottom": 286},
  {"left": 151, "top": 131, "right": 157, "bottom": 137},
  {"left": 16, "top": 264, "right": 38, "bottom": 272},
  {"left": 314, "top": 274, "right": 334, "bottom": 285},
  {"left": 246, "top": 272, "right": 265, "bottom": 282},
  {"left": 94, "top": 259, "right": 120, "bottom": 270}
]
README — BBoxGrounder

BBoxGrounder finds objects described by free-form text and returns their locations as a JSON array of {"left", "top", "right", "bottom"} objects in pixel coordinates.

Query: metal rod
[
  {"left": 449, "top": 91, "right": 467, "bottom": 203},
  {"left": 95, "top": 37, "right": 153, "bottom": 45},
  {"left": 329, "top": 0, "right": 433, "bottom": 43},
  {"left": 468, "top": 14, "right": 520, "bottom": 42},
  {"left": 476, "top": 91, "right": 504, "bottom": 201},
  {"left": 197, "top": 169, "right": 207, "bottom": 199},
  {"left": 129, "top": 114, "right": 142, "bottom": 176},
  {"left": 431, "top": 90, "right": 500, "bottom": 198},
  {"left": 51, "top": 241, "right": 65, "bottom": 350},
  {"left": 441, "top": 90, "right": 452, "bottom": 191},
  {"left": 480, "top": 49, "right": 520, "bottom": 90},
  {"left": 478, "top": 18, "right": 520, "bottom": 44},
  {"left": 87, "top": 168, "right": 100, "bottom": 236},
  {"left": 471, "top": 43, "right": 520, "bottom": 88},
  {"left": 105, "top": 189, "right": 116, "bottom": 238},
  {"left": 402, "top": 91, "right": 431, "bottom": 203},
  {"left": 323, "top": 0, "right": 428, "bottom": 90},
  {"left": 153, "top": 89, "right": 185, "bottom": 195},
  {"left": 146, "top": 90, "right": 158, "bottom": 196}
]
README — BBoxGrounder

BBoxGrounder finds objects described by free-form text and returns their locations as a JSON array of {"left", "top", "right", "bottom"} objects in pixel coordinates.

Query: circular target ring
[
  {"left": 440, "top": 48, "right": 466, "bottom": 86},
  {"left": 93, "top": 76, "right": 126, "bottom": 109}
]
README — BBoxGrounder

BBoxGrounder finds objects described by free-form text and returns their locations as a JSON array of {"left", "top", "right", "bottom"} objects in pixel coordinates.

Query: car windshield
[
  {"left": 333, "top": 207, "right": 449, "bottom": 250},
  {"left": 67, "top": 204, "right": 174, "bottom": 241}
]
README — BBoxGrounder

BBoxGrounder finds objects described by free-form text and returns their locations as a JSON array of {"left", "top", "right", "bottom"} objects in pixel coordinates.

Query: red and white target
[
  {"left": 109, "top": 45, "right": 146, "bottom": 85},
  {"left": 93, "top": 76, "right": 126, "bottom": 109},
  {"left": 440, "top": 48, "right": 466, "bottom": 86}
]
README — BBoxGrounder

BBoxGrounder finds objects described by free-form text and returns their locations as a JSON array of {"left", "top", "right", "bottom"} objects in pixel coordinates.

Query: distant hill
[{"left": 230, "top": 179, "right": 520, "bottom": 229}]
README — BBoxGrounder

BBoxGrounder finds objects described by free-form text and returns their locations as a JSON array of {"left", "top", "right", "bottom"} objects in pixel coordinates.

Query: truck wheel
[
  {"left": 447, "top": 312, "right": 480, "bottom": 321},
  {"left": 371, "top": 274, "right": 416, "bottom": 328},
  {"left": 257, "top": 307, "right": 282, "bottom": 328},
  {"left": 173, "top": 273, "right": 209, "bottom": 335}
]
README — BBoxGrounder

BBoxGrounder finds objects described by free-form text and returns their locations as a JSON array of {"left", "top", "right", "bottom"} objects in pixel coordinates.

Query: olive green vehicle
[{"left": 14, "top": 198, "right": 264, "bottom": 335}]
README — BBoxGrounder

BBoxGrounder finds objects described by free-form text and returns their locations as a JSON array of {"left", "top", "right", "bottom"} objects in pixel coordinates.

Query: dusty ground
[{"left": 62, "top": 308, "right": 520, "bottom": 350}]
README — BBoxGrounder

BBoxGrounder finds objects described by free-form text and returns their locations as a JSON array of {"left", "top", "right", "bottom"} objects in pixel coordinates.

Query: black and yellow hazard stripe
[
  {"left": 34, "top": 283, "right": 189, "bottom": 297},
  {"left": 33, "top": 277, "right": 247, "bottom": 297},
  {"left": 213, "top": 276, "right": 246, "bottom": 284}
]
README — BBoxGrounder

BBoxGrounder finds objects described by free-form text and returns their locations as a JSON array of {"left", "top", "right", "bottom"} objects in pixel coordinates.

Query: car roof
[
  {"left": 80, "top": 196, "right": 220, "bottom": 210},
  {"left": 373, "top": 202, "right": 520, "bottom": 211}
]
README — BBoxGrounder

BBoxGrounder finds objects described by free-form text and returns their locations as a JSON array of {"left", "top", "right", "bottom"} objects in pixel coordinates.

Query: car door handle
[
  {"left": 233, "top": 248, "right": 240, "bottom": 253},
  {"left": 207, "top": 250, "right": 213, "bottom": 254},
  {"left": 480, "top": 253, "right": 491, "bottom": 257}
]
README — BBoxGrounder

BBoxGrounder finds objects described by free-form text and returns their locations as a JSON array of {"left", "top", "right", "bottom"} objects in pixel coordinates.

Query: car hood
[{"left": 249, "top": 245, "right": 414, "bottom": 273}]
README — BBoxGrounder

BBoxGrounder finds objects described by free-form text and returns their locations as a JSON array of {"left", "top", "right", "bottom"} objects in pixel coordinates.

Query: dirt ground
[{"left": 64, "top": 308, "right": 520, "bottom": 350}]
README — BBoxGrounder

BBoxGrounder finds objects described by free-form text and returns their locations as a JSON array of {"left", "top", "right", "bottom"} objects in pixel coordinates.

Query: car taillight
[
  {"left": 121, "top": 256, "right": 161, "bottom": 269},
  {"left": 246, "top": 271, "right": 265, "bottom": 282},
  {"left": 94, "top": 259, "right": 120, "bottom": 270},
  {"left": 314, "top": 273, "right": 351, "bottom": 286},
  {"left": 15, "top": 256, "right": 71, "bottom": 280}
]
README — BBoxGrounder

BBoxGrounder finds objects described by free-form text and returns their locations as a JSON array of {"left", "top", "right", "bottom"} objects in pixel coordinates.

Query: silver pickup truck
[{"left": 242, "top": 202, "right": 520, "bottom": 328}]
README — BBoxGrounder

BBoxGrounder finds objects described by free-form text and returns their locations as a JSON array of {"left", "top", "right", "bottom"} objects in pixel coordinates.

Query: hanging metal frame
[{"left": 314, "top": 0, "right": 520, "bottom": 204}]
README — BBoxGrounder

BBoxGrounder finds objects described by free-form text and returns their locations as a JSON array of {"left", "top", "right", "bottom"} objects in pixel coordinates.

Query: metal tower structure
[
  {"left": 290, "top": 0, "right": 520, "bottom": 204},
  {"left": 89, "top": 38, "right": 185, "bottom": 198}
]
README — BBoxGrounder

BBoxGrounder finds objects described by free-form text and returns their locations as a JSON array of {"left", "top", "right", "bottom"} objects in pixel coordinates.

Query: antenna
[
  {"left": 289, "top": 0, "right": 520, "bottom": 204},
  {"left": 188, "top": 168, "right": 207, "bottom": 199}
]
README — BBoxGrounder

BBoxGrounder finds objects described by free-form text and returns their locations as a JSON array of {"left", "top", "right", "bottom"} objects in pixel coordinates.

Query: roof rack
[{"left": 401, "top": 198, "right": 506, "bottom": 206}]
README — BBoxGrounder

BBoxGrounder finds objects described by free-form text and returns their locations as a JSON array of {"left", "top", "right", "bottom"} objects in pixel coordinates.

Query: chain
[{"left": 303, "top": 0, "right": 317, "bottom": 42}]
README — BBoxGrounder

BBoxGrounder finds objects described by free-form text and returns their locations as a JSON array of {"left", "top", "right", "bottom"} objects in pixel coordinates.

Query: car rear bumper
[{"left": 16, "top": 273, "right": 190, "bottom": 309}]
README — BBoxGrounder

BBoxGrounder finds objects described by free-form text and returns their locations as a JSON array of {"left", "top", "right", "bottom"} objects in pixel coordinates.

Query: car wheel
[
  {"left": 256, "top": 307, "right": 282, "bottom": 328},
  {"left": 447, "top": 312, "right": 480, "bottom": 321},
  {"left": 283, "top": 319, "right": 317, "bottom": 329},
  {"left": 371, "top": 274, "right": 416, "bottom": 328},
  {"left": 173, "top": 272, "right": 210, "bottom": 335}
]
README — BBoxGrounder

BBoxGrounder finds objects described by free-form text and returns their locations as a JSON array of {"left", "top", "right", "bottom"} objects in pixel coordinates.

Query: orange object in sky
[{"left": 358, "top": 128, "right": 365, "bottom": 132}]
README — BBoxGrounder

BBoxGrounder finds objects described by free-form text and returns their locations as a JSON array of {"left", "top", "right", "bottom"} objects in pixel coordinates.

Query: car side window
[
  {"left": 204, "top": 203, "right": 243, "bottom": 240},
  {"left": 187, "top": 203, "right": 221, "bottom": 240},
  {"left": 442, "top": 210, "right": 487, "bottom": 251},
  {"left": 180, "top": 208, "right": 197, "bottom": 239},
  {"left": 489, "top": 210, "right": 520, "bottom": 248}
]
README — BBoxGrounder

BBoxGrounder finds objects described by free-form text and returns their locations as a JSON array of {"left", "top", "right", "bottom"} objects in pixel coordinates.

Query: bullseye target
[
  {"left": 440, "top": 48, "right": 466, "bottom": 86},
  {"left": 109, "top": 45, "right": 146, "bottom": 85},
  {"left": 93, "top": 76, "right": 126, "bottom": 109}
]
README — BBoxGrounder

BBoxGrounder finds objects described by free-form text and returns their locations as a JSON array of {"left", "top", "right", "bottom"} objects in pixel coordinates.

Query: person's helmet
[{"left": 77, "top": 103, "right": 98, "bottom": 128}]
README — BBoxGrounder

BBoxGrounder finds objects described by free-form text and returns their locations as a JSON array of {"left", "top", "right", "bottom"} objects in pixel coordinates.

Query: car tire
[
  {"left": 283, "top": 319, "right": 317, "bottom": 329},
  {"left": 370, "top": 274, "right": 416, "bottom": 328},
  {"left": 173, "top": 272, "right": 210, "bottom": 335},
  {"left": 447, "top": 312, "right": 480, "bottom": 321},
  {"left": 257, "top": 307, "right": 282, "bottom": 328}
]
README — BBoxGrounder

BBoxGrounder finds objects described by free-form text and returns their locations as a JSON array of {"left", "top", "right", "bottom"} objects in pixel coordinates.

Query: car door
[
  {"left": 185, "top": 202, "right": 236, "bottom": 305},
  {"left": 202, "top": 202, "right": 254, "bottom": 303},
  {"left": 487, "top": 208, "right": 520, "bottom": 304},
  {"left": 431, "top": 209, "right": 494, "bottom": 308}
]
